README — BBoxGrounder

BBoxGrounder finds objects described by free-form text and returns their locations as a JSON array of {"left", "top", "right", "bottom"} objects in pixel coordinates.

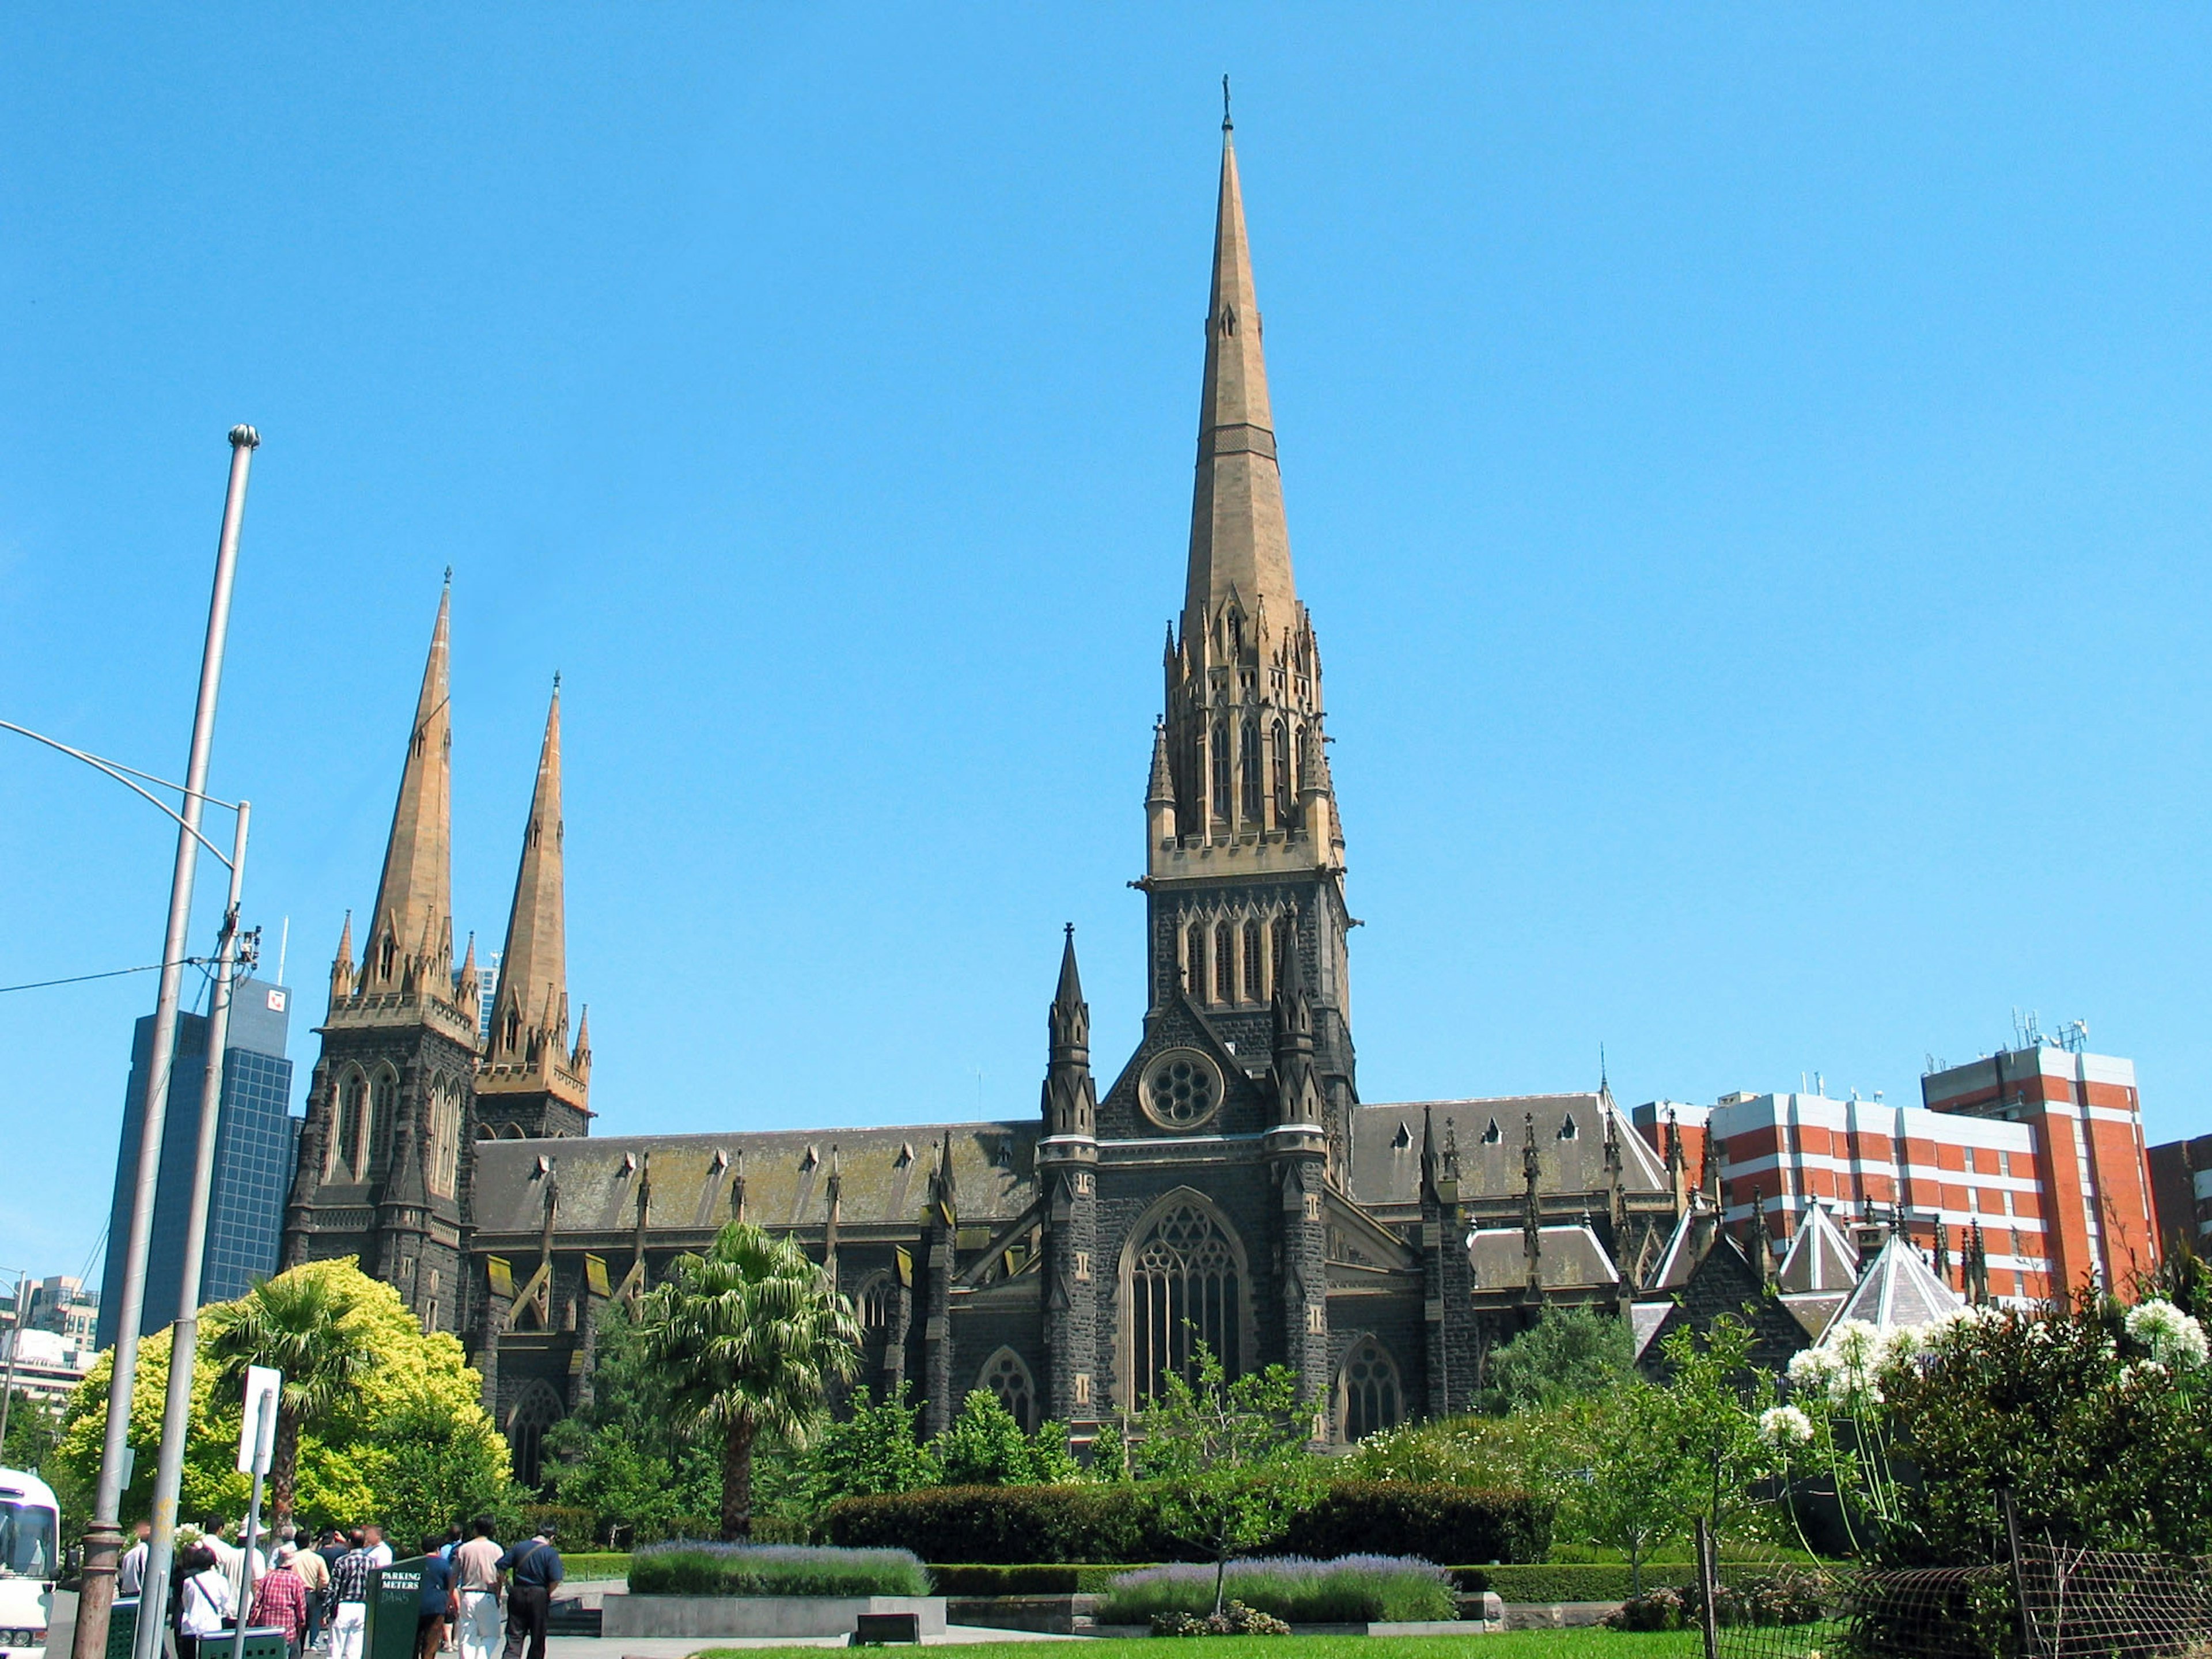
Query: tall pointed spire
[
  {"left": 478, "top": 676, "right": 591, "bottom": 1136},
  {"left": 1185, "top": 118, "right": 1297, "bottom": 642},
  {"left": 364, "top": 582, "right": 455, "bottom": 995}
]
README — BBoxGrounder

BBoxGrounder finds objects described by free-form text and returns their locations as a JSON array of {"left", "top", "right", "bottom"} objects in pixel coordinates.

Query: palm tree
[
  {"left": 207, "top": 1267, "right": 373, "bottom": 1527},
  {"left": 635, "top": 1221, "right": 861, "bottom": 1540}
]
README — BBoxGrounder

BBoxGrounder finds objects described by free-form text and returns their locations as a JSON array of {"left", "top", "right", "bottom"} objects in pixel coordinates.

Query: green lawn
[{"left": 696, "top": 1635, "right": 1704, "bottom": 1659}]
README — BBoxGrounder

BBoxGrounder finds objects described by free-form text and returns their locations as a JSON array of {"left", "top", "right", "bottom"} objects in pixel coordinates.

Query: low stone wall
[{"left": 601, "top": 1593, "right": 948, "bottom": 1639}]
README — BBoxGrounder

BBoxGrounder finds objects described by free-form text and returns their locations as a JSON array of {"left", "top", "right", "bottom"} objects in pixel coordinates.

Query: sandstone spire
[
  {"left": 1184, "top": 115, "right": 1296, "bottom": 644},
  {"left": 478, "top": 677, "right": 591, "bottom": 1136},
  {"left": 364, "top": 582, "right": 454, "bottom": 994}
]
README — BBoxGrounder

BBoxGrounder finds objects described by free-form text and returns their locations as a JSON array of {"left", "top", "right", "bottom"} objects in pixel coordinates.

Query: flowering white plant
[
  {"left": 2126, "top": 1299, "right": 2209, "bottom": 1370},
  {"left": 1758, "top": 1404, "right": 1814, "bottom": 1448}
]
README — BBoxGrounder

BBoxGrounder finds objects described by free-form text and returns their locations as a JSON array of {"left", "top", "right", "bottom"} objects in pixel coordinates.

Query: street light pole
[
  {"left": 132, "top": 800, "right": 251, "bottom": 1659},
  {"left": 71, "top": 425, "right": 259, "bottom": 1659}
]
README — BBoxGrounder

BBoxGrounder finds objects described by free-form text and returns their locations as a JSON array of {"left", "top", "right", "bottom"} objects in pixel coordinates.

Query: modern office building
[
  {"left": 1635, "top": 1040, "right": 2162, "bottom": 1306},
  {"left": 2149, "top": 1131, "right": 2212, "bottom": 1255},
  {"left": 96, "top": 978, "right": 298, "bottom": 1348}
]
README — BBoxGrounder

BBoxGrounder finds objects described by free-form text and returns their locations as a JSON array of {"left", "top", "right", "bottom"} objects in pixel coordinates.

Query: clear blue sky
[{"left": 3, "top": 8, "right": 2208, "bottom": 1277}]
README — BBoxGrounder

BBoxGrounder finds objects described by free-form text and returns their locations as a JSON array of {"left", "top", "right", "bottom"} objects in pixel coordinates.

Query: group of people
[{"left": 118, "top": 1516, "right": 566, "bottom": 1659}]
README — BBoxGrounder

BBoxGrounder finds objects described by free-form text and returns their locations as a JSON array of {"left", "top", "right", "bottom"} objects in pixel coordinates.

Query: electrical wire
[{"left": 0, "top": 957, "right": 211, "bottom": 996}]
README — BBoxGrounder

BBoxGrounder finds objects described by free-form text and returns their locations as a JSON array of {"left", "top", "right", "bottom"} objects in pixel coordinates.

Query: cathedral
[{"left": 280, "top": 118, "right": 1713, "bottom": 1485}]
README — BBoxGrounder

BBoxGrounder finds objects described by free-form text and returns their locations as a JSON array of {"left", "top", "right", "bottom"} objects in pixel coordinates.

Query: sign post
[{"left": 230, "top": 1366, "right": 281, "bottom": 1659}]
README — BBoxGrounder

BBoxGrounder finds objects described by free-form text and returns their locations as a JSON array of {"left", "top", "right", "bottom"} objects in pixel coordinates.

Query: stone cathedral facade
[{"left": 281, "top": 121, "right": 1705, "bottom": 1486}]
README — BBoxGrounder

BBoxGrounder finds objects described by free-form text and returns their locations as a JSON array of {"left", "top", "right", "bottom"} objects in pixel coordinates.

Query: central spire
[{"left": 1185, "top": 118, "right": 1296, "bottom": 643}]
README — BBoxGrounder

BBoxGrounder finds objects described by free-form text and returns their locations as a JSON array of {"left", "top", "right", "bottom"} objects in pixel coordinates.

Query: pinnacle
[
  {"left": 1054, "top": 924, "right": 1084, "bottom": 1009},
  {"left": 490, "top": 682, "right": 569, "bottom": 1070},
  {"left": 366, "top": 584, "right": 456, "bottom": 993}
]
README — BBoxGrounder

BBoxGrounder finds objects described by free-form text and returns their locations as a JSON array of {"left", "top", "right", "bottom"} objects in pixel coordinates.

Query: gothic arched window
[
  {"left": 1123, "top": 1196, "right": 1243, "bottom": 1402},
  {"left": 1211, "top": 724, "right": 1232, "bottom": 822},
  {"left": 1271, "top": 719, "right": 1291, "bottom": 821},
  {"left": 333, "top": 1069, "right": 367, "bottom": 1179},
  {"left": 426, "top": 1084, "right": 461, "bottom": 1198},
  {"left": 1240, "top": 719, "right": 1262, "bottom": 821},
  {"left": 1214, "top": 926, "right": 1233, "bottom": 1008},
  {"left": 1186, "top": 921, "right": 1209, "bottom": 1002},
  {"left": 368, "top": 1067, "right": 398, "bottom": 1174},
  {"left": 858, "top": 1274, "right": 896, "bottom": 1334},
  {"left": 1242, "top": 918, "right": 1263, "bottom": 1002},
  {"left": 979, "top": 1347, "right": 1036, "bottom": 1431},
  {"left": 1336, "top": 1336, "right": 1403, "bottom": 1442},
  {"left": 505, "top": 1380, "right": 565, "bottom": 1491}
]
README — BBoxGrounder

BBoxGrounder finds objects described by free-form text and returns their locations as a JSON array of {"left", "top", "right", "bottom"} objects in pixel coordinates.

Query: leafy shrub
[
  {"left": 1284, "top": 1483, "right": 1551, "bottom": 1565},
  {"left": 626, "top": 1541, "right": 930, "bottom": 1597},
  {"left": 1152, "top": 1601, "right": 1292, "bottom": 1637},
  {"left": 1099, "top": 1558, "right": 1456, "bottom": 1626},
  {"left": 933, "top": 1391, "right": 1080, "bottom": 1486},
  {"left": 826, "top": 1485, "right": 1163, "bottom": 1563},
  {"left": 520, "top": 1503, "right": 596, "bottom": 1540},
  {"left": 1456, "top": 1564, "right": 1677, "bottom": 1603},
  {"left": 1604, "top": 1585, "right": 1688, "bottom": 1630}
]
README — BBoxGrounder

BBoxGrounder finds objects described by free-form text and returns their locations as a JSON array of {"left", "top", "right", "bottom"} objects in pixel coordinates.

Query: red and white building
[{"left": 1633, "top": 1042, "right": 2161, "bottom": 1305}]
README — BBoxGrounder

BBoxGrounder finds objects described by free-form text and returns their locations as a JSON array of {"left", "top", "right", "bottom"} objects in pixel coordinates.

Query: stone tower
[
  {"left": 282, "top": 580, "right": 479, "bottom": 1332},
  {"left": 1143, "top": 112, "right": 1357, "bottom": 1177},
  {"left": 475, "top": 680, "right": 592, "bottom": 1139},
  {"left": 1037, "top": 926, "right": 1099, "bottom": 1428}
]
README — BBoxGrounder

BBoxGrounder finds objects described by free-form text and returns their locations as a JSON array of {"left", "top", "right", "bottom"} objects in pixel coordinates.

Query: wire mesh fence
[
  {"left": 1690, "top": 1535, "right": 2212, "bottom": 1659},
  {"left": 2015, "top": 1541, "right": 2212, "bottom": 1659}
]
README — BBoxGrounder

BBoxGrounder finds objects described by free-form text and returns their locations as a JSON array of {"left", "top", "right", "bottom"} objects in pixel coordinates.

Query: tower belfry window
[
  {"left": 1211, "top": 725, "right": 1231, "bottom": 822},
  {"left": 1187, "top": 921, "right": 1208, "bottom": 1001},
  {"left": 1242, "top": 919, "right": 1262, "bottom": 1002},
  {"left": 1214, "top": 926, "right": 1233, "bottom": 1007},
  {"left": 1271, "top": 720, "right": 1290, "bottom": 821},
  {"left": 1240, "top": 719, "right": 1262, "bottom": 820}
]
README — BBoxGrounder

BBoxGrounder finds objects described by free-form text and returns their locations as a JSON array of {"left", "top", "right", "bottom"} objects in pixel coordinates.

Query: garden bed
[
  {"left": 1096, "top": 1556, "right": 1461, "bottom": 1627},
  {"left": 626, "top": 1541, "right": 930, "bottom": 1597}
]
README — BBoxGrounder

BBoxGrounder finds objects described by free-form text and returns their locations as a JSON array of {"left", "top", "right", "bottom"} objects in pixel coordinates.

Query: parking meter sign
[{"left": 237, "top": 1366, "right": 281, "bottom": 1475}]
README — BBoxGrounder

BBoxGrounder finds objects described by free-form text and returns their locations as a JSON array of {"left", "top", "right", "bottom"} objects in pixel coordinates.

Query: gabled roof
[
  {"left": 1466, "top": 1222, "right": 1619, "bottom": 1292},
  {"left": 1826, "top": 1232, "right": 1962, "bottom": 1337},
  {"left": 1630, "top": 1301, "right": 1672, "bottom": 1359},
  {"left": 1776, "top": 1202, "right": 1859, "bottom": 1294},
  {"left": 1646, "top": 1206, "right": 1702, "bottom": 1290},
  {"left": 1350, "top": 1093, "right": 1669, "bottom": 1208}
]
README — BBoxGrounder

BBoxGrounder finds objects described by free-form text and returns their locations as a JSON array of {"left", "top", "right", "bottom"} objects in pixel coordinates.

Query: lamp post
[{"left": 29, "top": 426, "right": 260, "bottom": 1659}]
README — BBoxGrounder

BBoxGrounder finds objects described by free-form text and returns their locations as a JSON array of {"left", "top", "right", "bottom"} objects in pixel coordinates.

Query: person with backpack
[{"left": 496, "top": 1525, "right": 563, "bottom": 1659}]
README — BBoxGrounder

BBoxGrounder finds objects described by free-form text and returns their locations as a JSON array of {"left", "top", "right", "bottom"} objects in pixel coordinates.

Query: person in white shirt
[
  {"left": 117, "top": 1521, "right": 151, "bottom": 1599},
  {"left": 176, "top": 1544, "right": 237, "bottom": 1659},
  {"left": 450, "top": 1517, "right": 506, "bottom": 1659},
  {"left": 363, "top": 1526, "right": 393, "bottom": 1569}
]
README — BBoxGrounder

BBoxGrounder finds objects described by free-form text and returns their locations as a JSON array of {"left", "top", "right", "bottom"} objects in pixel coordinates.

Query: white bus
[{"left": 0, "top": 1468, "right": 58, "bottom": 1659}]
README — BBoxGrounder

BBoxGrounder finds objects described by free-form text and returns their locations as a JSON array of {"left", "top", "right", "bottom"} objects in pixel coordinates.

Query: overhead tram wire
[{"left": 0, "top": 956, "right": 214, "bottom": 996}]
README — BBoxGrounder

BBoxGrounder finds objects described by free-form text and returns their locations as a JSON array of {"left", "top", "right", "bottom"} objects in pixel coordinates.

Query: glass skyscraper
[{"left": 96, "top": 978, "right": 297, "bottom": 1349}]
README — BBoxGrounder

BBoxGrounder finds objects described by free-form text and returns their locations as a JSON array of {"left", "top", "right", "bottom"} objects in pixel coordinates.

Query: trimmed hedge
[
  {"left": 824, "top": 1482, "right": 1551, "bottom": 1567},
  {"left": 627, "top": 1542, "right": 930, "bottom": 1597},
  {"left": 1099, "top": 1558, "right": 1458, "bottom": 1626},
  {"left": 561, "top": 1554, "right": 632, "bottom": 1581},
  {"left": 1283, "top": 1483, "right": 1551, "bottom": 1566},
  {"left": 1451, "top": 1563, "right": 1691, "bottom": 1603}
]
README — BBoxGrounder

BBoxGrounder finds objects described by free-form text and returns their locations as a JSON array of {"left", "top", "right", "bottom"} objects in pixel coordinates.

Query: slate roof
[
  {"left": 469, "top": 1123, "right": 1039, "bottom": 1238},
  {"left": 1826, "top": 1232, "right": 1962, "bottom": 1337},
  {"left": 1350, "top": 1094, "right": 1669, "bottom": 1209},
  {"left": 1467, "top": 1222, "right": 1620, "bottom": 1292},
  {"left": 1777, "top": 1203, "right": 1859, "bottom": 1294},
  {"left": 1630, "top": 1301, "right": 1672, "bottom": 1359}
]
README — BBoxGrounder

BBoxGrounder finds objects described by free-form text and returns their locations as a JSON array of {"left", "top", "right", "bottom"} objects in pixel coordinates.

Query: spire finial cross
[
  {"left": 1222, "top": 74, "right": 1232, "bottom": 132},
  {"left": 443, "top": 565, "right": 453, "bottom": 586}
]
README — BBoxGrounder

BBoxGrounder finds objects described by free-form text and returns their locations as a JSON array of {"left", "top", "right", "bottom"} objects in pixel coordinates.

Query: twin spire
[{"left": 331, "top": 582, "right": 588, "bottom": 1113}]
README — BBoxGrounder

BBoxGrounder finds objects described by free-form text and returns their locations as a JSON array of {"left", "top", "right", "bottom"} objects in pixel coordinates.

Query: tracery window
[
  {"left": 426, "top": 1083, "right": 462, "bottom": 1198},
  {"left": 1336, "top": 1336, "right": 1403, "bottom": 1441},
  {"left": 1242, "top": 919, "right": 1263, "bottom": 1002},
  {"left": 506, "top": 1380, "right": 565, "bottom": 1491},
  {"left": 858, "top": 1274, "right": 896, "bottom": 1333},
  {"left": 1211, "top": 724, "right": 1232, "bottom": 822},
  {"left": 1271, "top": 720, "right": 1290, "bottom": 820},
  {"left": 1186, "top": 921, "right": 1209, "bottom": 1001},
  {"left": 369, "top": 1067, "right": 397, "bottom": 1172},
  {"left": 1124, "top": 1198, "right": 1243, "bottom": 1402},
  {"left": 980, "top": 1347, "right": 1036, "bottom": 1430},
  {"left": 1241, "top": 719, "right": 1262, "bottom": 820},
  {"left": 334, "top": 1069, "right": 368, "bottom": 1178},
  {"left": 1214, "top": 925, "right": 1233, "bottom": 1007}
]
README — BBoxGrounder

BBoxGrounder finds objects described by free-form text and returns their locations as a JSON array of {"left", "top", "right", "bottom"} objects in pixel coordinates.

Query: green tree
[
  {"left": 806, "top": 1385, "right": 942, "bottom": 1502},
  {"left": 2, "top": 1393, "right": 59, "bottom": 1476},
  {"left": 544, "top": 1300, "right": 722, "bottom": 1535},
  {"left": 1482, "top": 1306, "right": 1634, "bottom": 1414},
  {"left": 635, "top": 1221, "right": 861, "bottom": 1540},
  {"left": 1566, "top": 1380, "right": 1698, "bottom": 1594},
  {"left": 54, "top": 1263, "right": 513, "bottom": 1535},
  {"left": 206, "top": 1266, "right": 374, "bottom": 1525},
  {"left": 1131, "top": 1346, "right": 1321, "bottom": 1616},
  {"left": 1653, "top": 1313, "right": 1776, "bottom": 1543},
  {"left": 931, "top": 1390, "right": 1079, "bottom": 1487}
]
